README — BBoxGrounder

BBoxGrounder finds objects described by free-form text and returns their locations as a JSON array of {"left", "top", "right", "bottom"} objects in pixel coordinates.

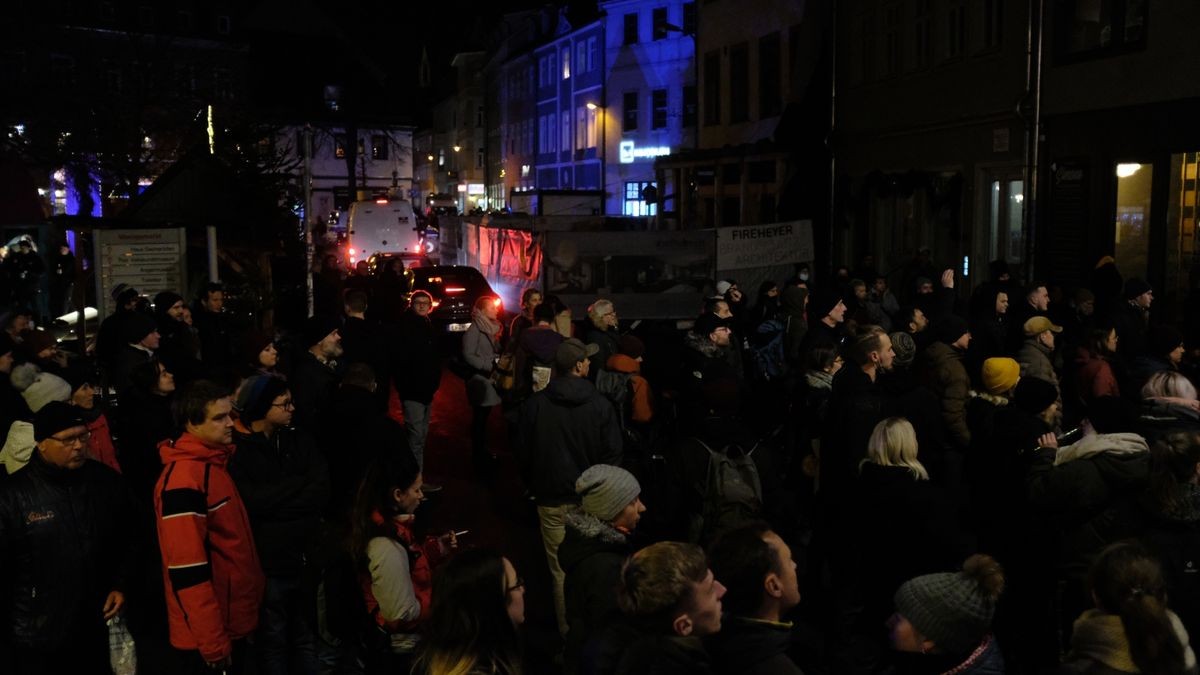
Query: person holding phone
[{"left": 351, "top": 450, "right": 458, "bottom": 671}]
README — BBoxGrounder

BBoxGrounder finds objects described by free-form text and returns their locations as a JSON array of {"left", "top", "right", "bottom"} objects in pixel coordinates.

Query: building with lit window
[
  {"left": 652, "top": 0, "right": 810, "bottom": 229},
  {"left": 601, "top": 0, "right": 697, "bottom": 217},
  {"left": 835, "top": 0, "right": 1200, "bottom": 318}
]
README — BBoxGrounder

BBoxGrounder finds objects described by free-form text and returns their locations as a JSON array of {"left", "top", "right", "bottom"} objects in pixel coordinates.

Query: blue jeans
[
  {"left": 255, "top": 576, "right": 318, "bottom": 675},
  {"left": 402, "top": 400, "right": 431, "bottom": 470}
]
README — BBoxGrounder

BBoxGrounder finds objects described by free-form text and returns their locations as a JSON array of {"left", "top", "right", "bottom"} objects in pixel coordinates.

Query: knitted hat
[
  {"left": 18, "top": 328, "right": 57, "bottom": 357},
  {"left": 1074, "top": 288, "right": 1095, "bottom": 305},
  {"left": 618, "top": 334, "right": 646, "bottom": 360},
  {"left": 1022, "top": 316, "right": 1063, "bottom": 337},
  {"left": 575, "top": 464, "right": 641, "bottom": 522},
  {"left": 981, "top": 357, "right": 1020, "bottom": 395},
  {"left": 555, "top": 338, "right": 599, "bottom": 373},
  {"left": 241, "top": 330, "right": 276, "bottom": 365},
  {"left": 153, "top": 290, "right": 184, "bottom": 314},
  {"left": 808, "top": 289, "right": 844, "bottom": 323},
  {"left": 1150, "top": 324, "right": 1184, "bottom": 357},
  {"left": 1013, "top": 376, "right": 1057, "bottom": 415},
  {"left": 11, "top": 363, "right": 72, "bottom": 413},
  {"left": 893, "top": 556, "right": 1003, "bottom": 655},
  {"left": 302, "top": 316, "right": 340, "bottom": 348},
  {"left": 692, "top": 312, "right": 731, "bottom": 338},
  {"left": 715, "top": 280, "right": 734, "bottom": 296},
  {"left": 890, "top": 331, "right": 917, "bottom": 368},
  {"left": 234, "top": 374, "right": 289, "bottom": 423},
  {"left": 121, "top": 311, "right": 158, "bottom": 345},
  {"left": 33, "top": 401, "right": 87, "bottom": 442},
  {"left": 935, "top": 315, "right": 970, "bottom": 346},
  {"left": 1123, "top": 277, "right": 1152, "bottom": 300}
]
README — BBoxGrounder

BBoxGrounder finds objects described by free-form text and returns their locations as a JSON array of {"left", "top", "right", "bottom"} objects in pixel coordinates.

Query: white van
[{"left": 341, "top": 198, "right": 427, "bottom": 261}]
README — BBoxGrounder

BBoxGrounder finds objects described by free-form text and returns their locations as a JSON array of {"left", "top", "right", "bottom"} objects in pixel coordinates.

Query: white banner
[{"left": 716, "top": 220, "right": 814, "bottom": 270}]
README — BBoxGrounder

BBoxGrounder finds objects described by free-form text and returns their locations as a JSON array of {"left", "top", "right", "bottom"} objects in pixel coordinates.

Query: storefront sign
[
  {"left": 94, "top": 228, "right": 188, "bottom": 318},
  {"left": 716, "top": 220, "right": 814, "bottom": 270},
  {"left": 618, "top": 140, "right": 671, "bottom": 163}
]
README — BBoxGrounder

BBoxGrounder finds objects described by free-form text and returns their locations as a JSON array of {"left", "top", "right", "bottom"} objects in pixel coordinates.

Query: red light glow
[
  {"left": 445, "top": 286, "right": 466, "bottom": 294},
  {"left": 375, "top": 198, "right": 388, "bottom": 204}
]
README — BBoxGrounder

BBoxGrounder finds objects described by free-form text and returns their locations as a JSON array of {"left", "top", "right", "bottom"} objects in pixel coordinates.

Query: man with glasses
[
  {"left": 229, "top": 375, "right": 329, "bottom": 674},
  {"left": 0, "top": 401, "right": 136, "bottom": 674}
]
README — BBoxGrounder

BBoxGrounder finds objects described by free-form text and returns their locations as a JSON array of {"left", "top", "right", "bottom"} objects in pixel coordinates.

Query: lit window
[
  {"left": 562, "top": 47, "right": 570, "bottom": 79},
  {"left": 371, "top": 135, "right": 388, "bottom": 160}
]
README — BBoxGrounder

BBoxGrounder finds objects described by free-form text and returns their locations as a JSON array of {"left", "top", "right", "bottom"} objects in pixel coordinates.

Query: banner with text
[{"left": 716, "top": 220, "right": 814, "bottom": 270}]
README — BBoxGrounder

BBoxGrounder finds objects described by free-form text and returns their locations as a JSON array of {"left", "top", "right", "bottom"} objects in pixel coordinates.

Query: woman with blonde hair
[
  {"left": 844, "top": 417, "right": 963, "bottom": 671},
  {"left": 862, "top": 416, "right": 929, "bottom": 480}
]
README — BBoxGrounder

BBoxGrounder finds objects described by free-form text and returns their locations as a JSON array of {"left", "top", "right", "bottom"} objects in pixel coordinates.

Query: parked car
[{"left": 405, "top": 265, "right": 502, "bottom": 334}]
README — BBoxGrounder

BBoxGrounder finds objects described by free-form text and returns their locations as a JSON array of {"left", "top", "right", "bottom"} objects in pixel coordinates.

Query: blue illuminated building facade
[
  {"left": 600, "top": 0, "right": 696, "bottom": 217},
  {"left": 530, "top": 20, "right": 606, "bottom": 199}
]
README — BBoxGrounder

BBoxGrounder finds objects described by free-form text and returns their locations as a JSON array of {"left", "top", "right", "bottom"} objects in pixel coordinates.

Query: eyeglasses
[
  {"left": 505, "top": 576, "right": 525, "bottom": 594},
  {"left": 50, "top": 430, "right": 91, "bottom": 447},
  {"left": 271, "top": 399, "right": 295, "bottom": 410}
]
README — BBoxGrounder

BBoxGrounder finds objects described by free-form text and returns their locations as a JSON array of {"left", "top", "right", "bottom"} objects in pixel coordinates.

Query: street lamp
[{"left": 587, "top": 102, "right": 605, "bottom": 214}]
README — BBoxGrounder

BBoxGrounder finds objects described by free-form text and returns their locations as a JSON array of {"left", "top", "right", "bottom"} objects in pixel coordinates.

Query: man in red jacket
[{"left": 155, "top": 380, "right": 265, "bottom": 673}]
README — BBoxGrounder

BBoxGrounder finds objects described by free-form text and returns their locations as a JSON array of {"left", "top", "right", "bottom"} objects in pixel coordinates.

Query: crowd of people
[{"left": 1, "top": 251, "right": 1200, "bottom": 675}]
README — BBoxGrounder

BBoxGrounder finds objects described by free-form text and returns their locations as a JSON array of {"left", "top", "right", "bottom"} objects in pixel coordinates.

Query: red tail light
[
  {"left": 445, "top": 286, "right": 466, "bottom": 294},
  {"left": 375, "top": 198, "right": 388, "bottom": 204}
]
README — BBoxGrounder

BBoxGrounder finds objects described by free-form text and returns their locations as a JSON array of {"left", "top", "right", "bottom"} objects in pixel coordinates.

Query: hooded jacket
[
  {"left": 0, "top": 451, "right": 136, "bottom": 650},
  {"left": 559, "top": 508, "right": 635, "bottom": 669},
  {"left": 155, "top": 432, "right": 265, "bottom": 662},
  {"left": 393, "top": 310, "right": 441, "bottom": 403},
  {"left": 517, "top": 376, "right": 623, "bottom": 505}
]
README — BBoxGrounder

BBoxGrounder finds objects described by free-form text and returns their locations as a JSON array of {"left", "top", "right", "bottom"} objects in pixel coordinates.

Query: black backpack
[{"left": 688, "top": 438, "right": 764, "bottom": 543}]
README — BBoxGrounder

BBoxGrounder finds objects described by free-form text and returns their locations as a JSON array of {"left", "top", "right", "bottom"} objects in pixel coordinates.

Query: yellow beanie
[{"left": 981, "top": 357, "right": 1020, "bottom": 395}]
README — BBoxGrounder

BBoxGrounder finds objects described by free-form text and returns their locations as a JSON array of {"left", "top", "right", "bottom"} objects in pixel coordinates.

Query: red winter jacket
[
  {"left": 87, "top": 412, "right": 121, "bottom": 474},
  {"left": 155, "top": 433, "right": 265, "bottom": 661}
]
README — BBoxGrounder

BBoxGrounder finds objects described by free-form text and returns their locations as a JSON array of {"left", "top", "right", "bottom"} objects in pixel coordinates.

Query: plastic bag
[{"left": 108, "top": 614, "right": 137, "bottom": 675}]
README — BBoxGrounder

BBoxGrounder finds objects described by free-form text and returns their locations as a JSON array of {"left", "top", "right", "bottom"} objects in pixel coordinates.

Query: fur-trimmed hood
[{"left": 563, "top": 507, "right": 628, "bottom": 545}]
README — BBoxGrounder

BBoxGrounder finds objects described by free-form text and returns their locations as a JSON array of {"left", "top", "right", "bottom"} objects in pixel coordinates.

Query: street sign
[{"left": 94, "top": 228, "right": 188, "bottom": 318}]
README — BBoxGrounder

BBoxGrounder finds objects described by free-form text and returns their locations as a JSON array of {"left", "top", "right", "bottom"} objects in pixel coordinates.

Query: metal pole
[
  {"left": 304, "top": 125, "right": 315, "bottom": 318},
  {"left": 206, "top": 226, "right": 219, "bottom": 282},
  {"left": 828, "top": 0, "right": 838, "bottom": 267},
  {"left": 1021, "top": 0, "right": 1044, "bottom": 280}
]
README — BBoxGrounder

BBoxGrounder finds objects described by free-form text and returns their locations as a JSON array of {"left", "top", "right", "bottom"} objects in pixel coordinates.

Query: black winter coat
[
  {"left": 290, "top": 353, "right": 338, "bottom": 432},
  {"left": 392, "top": 311, "right": 441, "bottom": 403},
  {"left": 706, "top": 617, "right": 805, "bottom": 675},
  {"left": 229, "top": 424, "right": 330, "bottom": 578},
  {"left": 112, "top": 386, "right": 177, "bottom": 503},
  {"left": 585, "top": 620, "right": 713, "bottom": 675},
  {"left": 0, "top": 453, "right": 136, "bottom": 650},
  {"left": 559, "top": 508, "right": 634, "bottom": 672},
  {"left": 517, "top": 377, "right": 622, "bottom": 504},
  {"left": 193, "top": 308, "right": 237, "bottom": 370},
  {"left": 820, "top": 367, "right": 894, "bottom": 497}
]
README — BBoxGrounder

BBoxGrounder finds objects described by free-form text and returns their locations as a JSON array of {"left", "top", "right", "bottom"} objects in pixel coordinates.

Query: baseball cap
[{"left": 555, "top": 338, "right": 599, "bottom": 373}]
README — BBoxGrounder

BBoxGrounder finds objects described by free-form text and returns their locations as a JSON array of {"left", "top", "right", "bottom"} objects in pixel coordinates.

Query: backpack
[
  {"left": 689, "top": 438, "right": 764, "bottom": 543},
  {"left": 595, "top": 369, "right": 633, "bottom": 414},
  {"left": 751, "top": 318, "right": 788, "bottom": 381}
]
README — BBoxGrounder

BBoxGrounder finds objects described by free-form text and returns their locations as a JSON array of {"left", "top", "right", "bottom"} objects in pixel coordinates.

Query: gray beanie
[
  {"left": 575, "top": 464, "right": 641, "bottom": 521},
  {"left": 893, "top": 555, "right": 1003, "bottom": 655},
  {"left": 890, "top": 331, "right": 917, "bottom": 368}
]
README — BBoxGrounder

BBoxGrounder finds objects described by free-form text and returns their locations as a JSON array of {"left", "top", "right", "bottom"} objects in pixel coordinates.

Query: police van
[{"left": 340, "top": 198, "right": 430, "bottom": 265}]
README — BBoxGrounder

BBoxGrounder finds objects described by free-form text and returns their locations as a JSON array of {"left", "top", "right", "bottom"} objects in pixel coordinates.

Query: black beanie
[
  {"left": 1123, "top": 277, "right": 1152, "bottom": 300},
  {"left": 33, "top": 401, "right": 86, "bottom": 442},
  {"left": 1014, "top": 377, "right": 1057, "bottom": 415},
  {"left": 302, "top": 316, "right": 340, "bottom": 348},
  {"left": 121, "top": 312, "right": 158, "bottom": 345},
  {"left": 153, "top": 291, "right": 184, "bottom": 315},
  {"left": 808, "top": 289, "right": 843, "bottom": 323},
  {"left": 1149, "top": 324, "right": 1184, "bottom": 358}
]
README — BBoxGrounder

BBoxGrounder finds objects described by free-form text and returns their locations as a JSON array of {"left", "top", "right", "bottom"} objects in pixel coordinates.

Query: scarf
[
  {"left": 471, "top": 308, "right": 502, "bottom": 344},
  {"left": 1068, "top": 608, "right": 1196, "bottom": 673}
]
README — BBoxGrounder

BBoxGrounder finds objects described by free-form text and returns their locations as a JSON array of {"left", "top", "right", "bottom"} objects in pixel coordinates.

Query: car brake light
[
  {"left": 445, "top": 286, "right": 466, "bottom": 294},
  {"left": 375, "top": 198, "right": 388, "bottom": 204}
]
